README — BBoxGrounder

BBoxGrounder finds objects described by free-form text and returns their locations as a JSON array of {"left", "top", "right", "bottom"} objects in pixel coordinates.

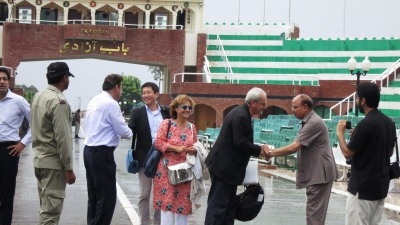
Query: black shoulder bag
[{"left": 144, "top": 119, "right": 171, "bottom": 178}]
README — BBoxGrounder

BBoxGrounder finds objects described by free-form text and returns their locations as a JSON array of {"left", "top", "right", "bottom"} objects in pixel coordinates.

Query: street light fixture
[{"left": 347, "top": 56, "right": 371, "bottom": 116}]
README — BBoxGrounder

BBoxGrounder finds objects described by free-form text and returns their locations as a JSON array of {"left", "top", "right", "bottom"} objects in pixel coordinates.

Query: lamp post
[{"left": 347, "top": 56, "right": 371, "bottom": 116}]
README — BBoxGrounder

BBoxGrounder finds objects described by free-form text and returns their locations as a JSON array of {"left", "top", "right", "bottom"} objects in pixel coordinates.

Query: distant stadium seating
[{"left": 206, "top": 31, "right": 400, "bottom": 85}]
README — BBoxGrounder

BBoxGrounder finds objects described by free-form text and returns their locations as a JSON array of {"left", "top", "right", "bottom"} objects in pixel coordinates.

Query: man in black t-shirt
[{"left": 337, "top": 82, "right": 396, "bottom": 225}]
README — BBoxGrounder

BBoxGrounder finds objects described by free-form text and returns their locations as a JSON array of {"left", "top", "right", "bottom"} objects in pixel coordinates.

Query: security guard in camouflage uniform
[{"left": 30, "top": 62, "right": 76, "bottom": 225}]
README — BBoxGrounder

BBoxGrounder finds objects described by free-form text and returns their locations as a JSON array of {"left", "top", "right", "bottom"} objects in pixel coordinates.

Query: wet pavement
[{"left": 12, "top": 134, "right": 400, "bottom": 225}]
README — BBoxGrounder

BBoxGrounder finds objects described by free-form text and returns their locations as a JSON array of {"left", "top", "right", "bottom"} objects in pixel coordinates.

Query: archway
[
  {"left": 223, "top": 105, "right": 238, "bottom": 120},
  {"left": 194, "top": 104, "right": 216, "bottom": 132},
  {"left": 314, "top": 105, "right": 333, "bottom": 119},
  {"left": 264, "top": 105, "right": 287, "bottom": 118},
  {"left": 15, "top": 59, "right": 157, "bottom": 111}
]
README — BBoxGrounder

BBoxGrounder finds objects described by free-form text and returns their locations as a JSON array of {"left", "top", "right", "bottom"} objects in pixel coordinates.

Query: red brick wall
[
  {"left": 168, "top": 81, "right": 359, "bottom": 126},
  {"left": 196, "top": 33, "right": 207, "bottom": 73},
  {"left": 2, "top": 23, "right": 186, "bottom": 87},
  {"left": 2, "top": 23, "right": 368, "bottom": 128}
]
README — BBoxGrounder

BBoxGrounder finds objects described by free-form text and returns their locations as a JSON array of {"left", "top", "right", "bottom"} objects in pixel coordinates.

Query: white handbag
[
  {"left": 242, "top": 159, "right": 259, "bottom": 185},
  {"left": 166, "top": 162, "right": 194, "bottom": 185}
]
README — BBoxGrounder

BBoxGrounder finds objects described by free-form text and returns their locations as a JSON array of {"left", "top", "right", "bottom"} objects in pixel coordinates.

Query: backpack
[{"left": 235, "top": 183, "right": 264, "bottom": 221}]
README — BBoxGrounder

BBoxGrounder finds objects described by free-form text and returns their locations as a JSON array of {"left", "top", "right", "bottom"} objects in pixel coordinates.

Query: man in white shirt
[
  {"left": 0, "top": 67, "right": 31, "bottom": 225},
  {"left": 84, "top": 74, "right": 133, "bottom": 225}
]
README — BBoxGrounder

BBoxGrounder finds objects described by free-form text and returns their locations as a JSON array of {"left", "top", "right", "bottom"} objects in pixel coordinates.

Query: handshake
[{"left": 260, "top": 144, "right": 274, "bottom": 162}]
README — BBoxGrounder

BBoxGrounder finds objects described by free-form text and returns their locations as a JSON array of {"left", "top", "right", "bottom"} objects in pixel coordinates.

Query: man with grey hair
[
  {"left": 205, "top": 87, "right": 270, "bottom": 225},
  {"left": 266, "top": 94, "right": 338, "bottom": 225}
]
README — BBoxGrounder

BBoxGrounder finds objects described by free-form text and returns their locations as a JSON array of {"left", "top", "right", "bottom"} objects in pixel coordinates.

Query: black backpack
[{"left": 235, "top": 183, "right": 264, "bottom": 221}]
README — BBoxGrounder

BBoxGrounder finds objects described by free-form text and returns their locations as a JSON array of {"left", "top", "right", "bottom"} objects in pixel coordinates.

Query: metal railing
[
  {"left": 329, "top": 59, "right": 400, "bottom": 118},
  {"left": 215, "top": 35, "right": 233, "bottom": 79},
  {"left": 5, "top": 18, "right": 184, "bottom": 30},
  {"left": 203, "top": 56, "right": 212, "bottom": 83},
  {"left": 173, "top": 72, "right": 320, "bottom": 85}
]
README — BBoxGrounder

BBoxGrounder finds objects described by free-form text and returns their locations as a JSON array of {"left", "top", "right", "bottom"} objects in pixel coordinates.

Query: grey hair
[{"left": 245, "top": 87, "right": 266, "bottom": 103}]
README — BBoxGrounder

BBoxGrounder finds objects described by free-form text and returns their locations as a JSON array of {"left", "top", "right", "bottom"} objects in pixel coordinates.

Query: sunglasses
[{"left": 178, "top": 105, "right": 193, "bottom": 110}]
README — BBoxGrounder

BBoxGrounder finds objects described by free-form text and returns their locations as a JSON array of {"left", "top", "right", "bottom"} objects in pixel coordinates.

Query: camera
[{"left": 345, "top": 121, "right": 352, "bottom": 129}]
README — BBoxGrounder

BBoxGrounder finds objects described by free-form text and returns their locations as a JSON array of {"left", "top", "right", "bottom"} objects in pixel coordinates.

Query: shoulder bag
[
  {"left": 164, "top": 123, "right": 195, "bottom": 185},
  {"left": 390, "top": 138, "right": 400, "bottom": 179},
  {"left": 165, "top": 160, "right": 194, "bottom": 185},
  {"left": 144, "top": 119, "right": 171, "bottom": 178},
  {"left": 235, "top": 183, "right": 264, "bottom": 221},
  {"left": 126, "top": 148, "right": 139, "bottom": 174}
]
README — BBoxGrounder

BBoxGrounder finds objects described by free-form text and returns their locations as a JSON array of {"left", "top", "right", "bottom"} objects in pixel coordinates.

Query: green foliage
[
  {"left": 120, "top": 75, "right": 141, "bottom": 115},
  {"left": 15, "top": 84, "right": 38, "bottom": 103},
  {"left": 148, "top": 65, "right": 163, "bottom": 81}
]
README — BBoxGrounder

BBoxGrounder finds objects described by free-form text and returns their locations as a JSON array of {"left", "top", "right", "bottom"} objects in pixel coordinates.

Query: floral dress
[{"left": 153, "top": 119, "right": 197, "bottom": 215}]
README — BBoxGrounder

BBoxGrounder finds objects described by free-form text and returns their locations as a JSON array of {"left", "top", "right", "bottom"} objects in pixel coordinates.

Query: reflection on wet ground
[{"left": 12, "top": 137, "right": 400, "bottom": 225}]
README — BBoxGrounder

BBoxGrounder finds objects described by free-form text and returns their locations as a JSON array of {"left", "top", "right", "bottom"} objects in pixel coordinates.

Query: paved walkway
[
  {"left": 263, "top": 167, "right": 400, "bottom": 221},
  {"left": 11, "top": 137, "right": 400, "bottom": 225}
]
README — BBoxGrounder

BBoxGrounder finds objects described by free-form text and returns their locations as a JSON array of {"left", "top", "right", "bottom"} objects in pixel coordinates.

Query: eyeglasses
[
  {"left": 178, "top": 105, "right": 193, "bottom": 110},
  {"left": 0, "top": 77, "right": 9, "bottom": 81},
  {"left": 257, "top": 101, "right": 267, "bottom": 107}
]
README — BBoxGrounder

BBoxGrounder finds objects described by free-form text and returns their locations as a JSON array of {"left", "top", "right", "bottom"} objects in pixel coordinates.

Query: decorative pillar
[
  {"left": 91, "top": 9, "right": 95, "bottom": 25},
  {"left": 145, "top": 11, "right": 150, "bottom": 29},
  {"left": 7, "top": 4, "right": 13, "bottom": 20},
  {"left": 63, "top": 8, "right": 69, "bottom": 25},
  {"left": 118, "top": 11, "right": 123, "bottom": 26},
  {"left": 172, "top": 11, "right": 177, "bottom": 29},
  {"left": 36, "top": 7, "right": 41, "bottom": 24}
]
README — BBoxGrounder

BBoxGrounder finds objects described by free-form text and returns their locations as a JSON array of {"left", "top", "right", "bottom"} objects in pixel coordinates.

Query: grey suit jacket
[{"left": 296, "top": 110, "right": 338, "bottom": 189}]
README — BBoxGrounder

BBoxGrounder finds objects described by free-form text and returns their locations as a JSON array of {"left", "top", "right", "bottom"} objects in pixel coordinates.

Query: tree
[
  {"left": 120, "top": 75, "right": 141, "bottom": 115},
  {"left": 15, "top": 84, "right": 39, "bottom": 103},
  {"left": 148, "top": 66, "right": 163, "bottom": 89}
]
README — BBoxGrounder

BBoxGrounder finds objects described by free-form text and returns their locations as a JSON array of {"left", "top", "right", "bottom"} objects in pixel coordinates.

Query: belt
[
  {"left": 0, "top": 141, "right": 18, "bottom": 147},
  {"left": 85, "top": 145, "right": 116, "bottom": 150}
]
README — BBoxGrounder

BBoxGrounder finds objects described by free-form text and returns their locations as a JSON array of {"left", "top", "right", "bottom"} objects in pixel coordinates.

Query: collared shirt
[
  {"left": 31, "top": 85, "right": 73, "bottom": 171},
  {"left": 145, "top": 104, "right": 164, "bottom": 143},
  {"left": 295, "top": 110, "right": 338, "bottom": 188},
  {"left": 0, "top": 89, "right": 32, "bottom": 145},
  {"left": 84, "top": 91, "right": 132, "bottom": 147}
]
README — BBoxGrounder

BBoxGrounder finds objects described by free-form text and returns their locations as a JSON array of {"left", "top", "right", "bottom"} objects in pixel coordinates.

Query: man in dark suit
[
  {"left": 128, "top": 82, "right": 169, "bottom": 225},
  {"left": 205, "top": 87, "right": 270, "bottom": 225}
]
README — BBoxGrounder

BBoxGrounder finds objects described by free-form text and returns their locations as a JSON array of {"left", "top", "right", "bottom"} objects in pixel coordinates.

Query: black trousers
[
  {"left": 83, "top": 145, "right": 116, "bottom": 225},
  {"left": 0, "top": 142, "right": 19, "bottom": 225},
  {"left": 205, "top": 174, "right": 237, "bottom": 225}
]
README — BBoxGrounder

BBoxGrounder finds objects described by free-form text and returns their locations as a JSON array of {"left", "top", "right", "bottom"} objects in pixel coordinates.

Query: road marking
[{"left": 116, "top": 182, "right": 140, "bottom": 224}]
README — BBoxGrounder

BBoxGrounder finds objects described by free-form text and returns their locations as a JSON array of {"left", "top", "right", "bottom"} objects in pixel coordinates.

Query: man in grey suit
[
  {"left": 205, "top": 87, "right": 270, "bottom": 225},
  {"left": 267, "top": 94, "right": 338, "bottom": 225}
]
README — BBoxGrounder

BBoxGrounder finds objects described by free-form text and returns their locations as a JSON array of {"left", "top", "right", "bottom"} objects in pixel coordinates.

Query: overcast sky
[
  {"left": 204, "top": 0, "right": 400, "bottom": 39},
  {"left": 15, "top": 0, "right": 400, "bottom": 110}
]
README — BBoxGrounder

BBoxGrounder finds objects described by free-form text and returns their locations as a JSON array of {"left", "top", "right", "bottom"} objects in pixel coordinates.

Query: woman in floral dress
[{"left": 153, "top": 94, "right": 198, "bottom": 225}]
